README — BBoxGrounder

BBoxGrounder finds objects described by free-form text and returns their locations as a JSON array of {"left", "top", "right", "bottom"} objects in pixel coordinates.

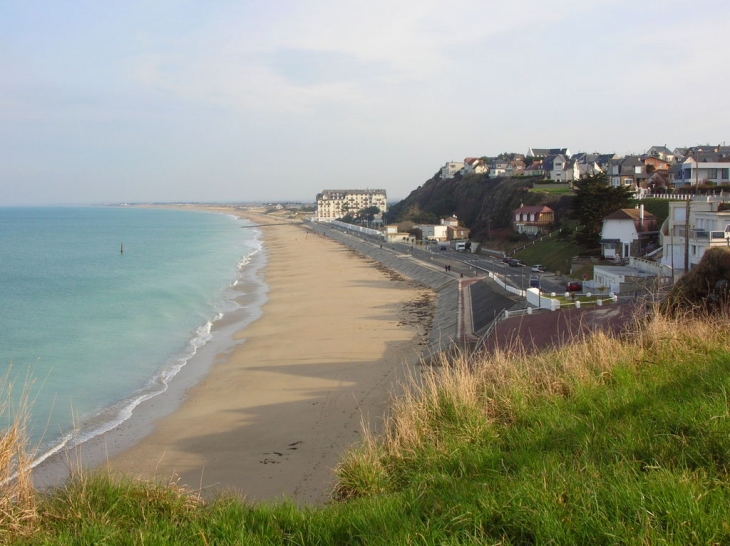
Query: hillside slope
[
  {"left": 389, "top": 174, "right": 573, "bottom": 240},
  {"left": 8, "top": 311, "right": 730, "bottom": 544}
]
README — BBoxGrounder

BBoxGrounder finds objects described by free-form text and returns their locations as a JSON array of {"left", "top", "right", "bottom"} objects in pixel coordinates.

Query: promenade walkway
[{"left": 305, "top": 222, "right": 517, "bottom": 354}]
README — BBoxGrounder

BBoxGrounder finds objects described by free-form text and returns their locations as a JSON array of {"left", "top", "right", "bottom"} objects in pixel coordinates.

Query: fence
[
  {"left": 640, "top": 193, "right": 729, "bottom": 202},
  {"left": 515, "top": 289, "right": 618, "bottom": 315},
  {"left": 316, "top": 218, "right": 382, "bottom": 238}
]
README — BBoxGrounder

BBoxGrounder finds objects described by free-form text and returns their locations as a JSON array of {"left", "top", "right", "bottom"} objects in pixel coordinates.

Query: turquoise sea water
[{"left": 0, "top": 206, "right": 261, "bottom": 465}]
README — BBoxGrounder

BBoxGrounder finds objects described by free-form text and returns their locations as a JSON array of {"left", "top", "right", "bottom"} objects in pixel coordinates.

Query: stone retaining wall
[{"left": 307, "top": 222, "right": 459, "bottom": 354}]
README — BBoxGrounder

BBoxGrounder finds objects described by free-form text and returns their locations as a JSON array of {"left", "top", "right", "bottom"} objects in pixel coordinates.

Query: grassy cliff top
[{"left": 3, "top": 308, "right": 730, "bottom": 544}]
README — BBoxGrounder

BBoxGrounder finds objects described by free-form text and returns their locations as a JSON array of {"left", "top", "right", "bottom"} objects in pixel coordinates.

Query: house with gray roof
[
  {"left": 523, "top": 159, "right": 545, "bottom": 177},
  {"left": 672, "top": 152, "right": 730, "bottom": 188},
  {"left": 527, "top": 147, "right": 571, "bottom": 159},
  {"left": 488, "top": 158, "right": 509, "bottom": 178},
  {"left": 646, "top": 146, "right": 676, "bottom": 163},
  {"left": 543, "top": 154, "right": 577, "bottom": 181},
  {"left": 608, "top": 155, "right": 650, "bottom": 192},
  {"left": 571, "top": 152, "right": 617, "bottom": 178}
]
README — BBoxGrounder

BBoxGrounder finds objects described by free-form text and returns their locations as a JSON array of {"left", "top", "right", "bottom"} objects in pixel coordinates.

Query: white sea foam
[{"left": 18, "top": 208, "right": 266, "bottom": 472}]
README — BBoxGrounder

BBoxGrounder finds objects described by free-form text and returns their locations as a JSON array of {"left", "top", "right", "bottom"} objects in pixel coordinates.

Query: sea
[{"left": 0, "top": 206, "right": 264, "bottom": 468}]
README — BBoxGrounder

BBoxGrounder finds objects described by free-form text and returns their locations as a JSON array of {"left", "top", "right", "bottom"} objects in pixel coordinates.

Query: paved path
[
  {"left": 485, "top": 304, "right": 638, "bottom": 354},
  {"left": 304, "top": 222, "right": 639, "bottom": 358},
  {"left": 305, "top": 223, "right": 519, "bottom": 354}
]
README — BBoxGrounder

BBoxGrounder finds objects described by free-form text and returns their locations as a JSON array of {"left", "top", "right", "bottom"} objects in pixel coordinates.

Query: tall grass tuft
[
  {"left": 0, "top": 371, "right": 37, "bottom": 540},
  {"left": 2, "top": 308, "right": 729, "bottom": 542},
  {"left": 335, "top": 308, "right": 730, "bottom": 500}
]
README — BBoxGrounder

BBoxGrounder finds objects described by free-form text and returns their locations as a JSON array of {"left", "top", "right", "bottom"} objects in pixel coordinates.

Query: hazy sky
[{"left": 2, "top": 1, "right": 729, "bottom": 205}]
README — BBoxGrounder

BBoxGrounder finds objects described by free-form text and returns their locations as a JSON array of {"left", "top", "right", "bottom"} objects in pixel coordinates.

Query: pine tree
[{"left": 571, "top": 173, "right": 633, "bottom": 247}]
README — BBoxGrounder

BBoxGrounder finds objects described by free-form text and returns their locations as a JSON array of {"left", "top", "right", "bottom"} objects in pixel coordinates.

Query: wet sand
[{"left": 103, "top": 210, "right": 431, "bottom": 504}]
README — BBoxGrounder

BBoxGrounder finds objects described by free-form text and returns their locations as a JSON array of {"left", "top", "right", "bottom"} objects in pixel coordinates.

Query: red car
[{"left": 566, "top": 281, "right": 582, "bottom": 292}]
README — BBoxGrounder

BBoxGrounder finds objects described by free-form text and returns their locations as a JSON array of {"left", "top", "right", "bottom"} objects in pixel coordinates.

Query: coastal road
[
  {"left": 320, "top": 224, "right": 572, "bottom": 296},
  {"left": 310, "top": 223, "right": 521, "bottom": 343}
]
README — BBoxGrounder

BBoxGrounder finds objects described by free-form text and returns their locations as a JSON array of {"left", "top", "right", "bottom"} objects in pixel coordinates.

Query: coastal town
[
  {"left": 314, "top": 143, "right": 730, "bottom": 288},
  {"left": 6, "top": 1, "right": 730, "bottom": 541}
]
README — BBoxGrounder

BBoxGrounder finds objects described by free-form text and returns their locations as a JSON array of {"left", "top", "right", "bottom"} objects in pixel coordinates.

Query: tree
[
  {"left": 357, "top": 206, "right": 381, "bottom": 226},
  {"left": 408, "top": 228, "right": 423, "bottom": 241},
  {"left": 571, "top": 172, "right": 633, "bottom": 247},
  {"left": 410, "top": 211, "right": 439, "bottom": 225}
]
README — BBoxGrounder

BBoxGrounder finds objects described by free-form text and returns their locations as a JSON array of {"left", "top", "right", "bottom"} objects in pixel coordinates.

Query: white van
[{"left": 454, "top": 242, "right": 467, "bottom": 252}]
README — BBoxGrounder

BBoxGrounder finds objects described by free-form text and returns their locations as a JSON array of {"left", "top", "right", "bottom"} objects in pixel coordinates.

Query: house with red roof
[
  {"left": 460, "top": 157, "right": 488, "bottom": 176},
  {"left": 512, "top": 204, "right": 555, "bottom": 235}
]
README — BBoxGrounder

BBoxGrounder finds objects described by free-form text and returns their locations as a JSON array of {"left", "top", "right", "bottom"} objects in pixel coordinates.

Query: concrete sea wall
[{"left": 307, "top": 222, "right": 459, "bottom": 354}]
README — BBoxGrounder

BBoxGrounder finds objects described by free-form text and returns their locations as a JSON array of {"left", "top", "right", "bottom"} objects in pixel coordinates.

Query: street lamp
[{"left": 520, "top": 267, "right": 524, "bottom": 291}]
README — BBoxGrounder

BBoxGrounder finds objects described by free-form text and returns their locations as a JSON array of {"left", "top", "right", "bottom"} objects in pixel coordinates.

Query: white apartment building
[
  {"left": 661, "top": 197, "right": 730, "bottom": 274},
  {"left": 441, "top": 161, "right": 465, "bottom": 179},
  {"left": 413, "top": 224, "right": 449, "bottom": 242},
  {"left": 673, "top": 156, "right": 730, "bottom": 188},
  {"left": 315, "top": 189, "right": 387, "bottom": 221}
]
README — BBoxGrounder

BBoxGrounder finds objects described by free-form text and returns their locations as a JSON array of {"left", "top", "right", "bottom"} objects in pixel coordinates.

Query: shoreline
[
  {"left": 34, "top": 207, "right": 433, "bottom": 504},
  {"left": 32, "top": 209, "right": 269, "bottom": 489}
]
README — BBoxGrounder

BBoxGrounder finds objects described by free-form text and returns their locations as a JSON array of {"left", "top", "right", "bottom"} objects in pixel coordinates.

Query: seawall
[{"left": 306, "top": 222, "right": 460, "bottom": 354}]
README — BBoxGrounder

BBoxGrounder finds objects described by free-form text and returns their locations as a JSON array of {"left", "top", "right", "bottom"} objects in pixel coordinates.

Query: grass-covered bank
[{"left": 3, "top": 311, "right": 730, "bottom": 544}]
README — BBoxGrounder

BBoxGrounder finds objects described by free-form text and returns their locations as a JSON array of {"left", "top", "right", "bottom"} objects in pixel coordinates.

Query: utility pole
[{"left": 684, "top": 198, "right": 691, "bottom": 273}]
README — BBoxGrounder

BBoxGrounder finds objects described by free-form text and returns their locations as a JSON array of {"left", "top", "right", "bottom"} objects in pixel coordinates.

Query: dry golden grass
[
  {"left": 335, "top": 308, "right": 730, "bottom": 499},
  {"left": 0, "top": 372, "right": 37, "bottom": 539}
]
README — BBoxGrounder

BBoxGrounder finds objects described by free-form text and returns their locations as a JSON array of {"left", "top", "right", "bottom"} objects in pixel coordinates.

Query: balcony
[{"left": 678, "top": 228, "right": 727, "bottom": 241}]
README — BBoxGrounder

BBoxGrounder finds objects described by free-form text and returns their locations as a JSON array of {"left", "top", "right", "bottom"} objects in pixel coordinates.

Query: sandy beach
[{"left": 102, "top": 209, "right": 432, "bottom": 504}]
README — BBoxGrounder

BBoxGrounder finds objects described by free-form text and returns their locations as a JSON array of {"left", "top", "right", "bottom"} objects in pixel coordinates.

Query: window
[
  {"left": 722, "top": 168, "right": 729, "bottom": 180},
  {"left": 708, "top": 169, "right": 718, "bottom": 179}
]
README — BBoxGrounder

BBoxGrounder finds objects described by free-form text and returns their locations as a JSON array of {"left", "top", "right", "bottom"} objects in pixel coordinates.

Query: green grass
[
  {"left": 4, "top": 313, "right": 730, "bottom": 544},
  {"left": 529, "top": 186, "right": 573, "bottom": 195},
  {"left": 334, "top": 313, "right": 730, "bottom": 544},
  {"left": 636, "top": 198, "right": 670, "bottom": 227},
  {"left": 509, "top": 198, "right": 670, "bottom": 278},
  {"left": 513, "top": 236, "right": 585, "bottom": 276}
]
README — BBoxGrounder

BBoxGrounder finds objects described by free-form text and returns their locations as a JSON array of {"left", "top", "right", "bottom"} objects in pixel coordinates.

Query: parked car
[
  {"left": 508, "top": 259, "right": 525, "bottom": 267},
  {"left": 529, "top": 277, "right": 541, "bottom": 289},
  {"left": 531, "top": 264, "right": 546, "bottom": 273},
  {"left": 566, "top": 281, "right": 582, "bottom": 292}
]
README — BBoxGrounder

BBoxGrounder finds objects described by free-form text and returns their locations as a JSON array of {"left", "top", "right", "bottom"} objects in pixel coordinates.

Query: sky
[{"left": 1, "top": 0, "right": 729, "bottom": 206}]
